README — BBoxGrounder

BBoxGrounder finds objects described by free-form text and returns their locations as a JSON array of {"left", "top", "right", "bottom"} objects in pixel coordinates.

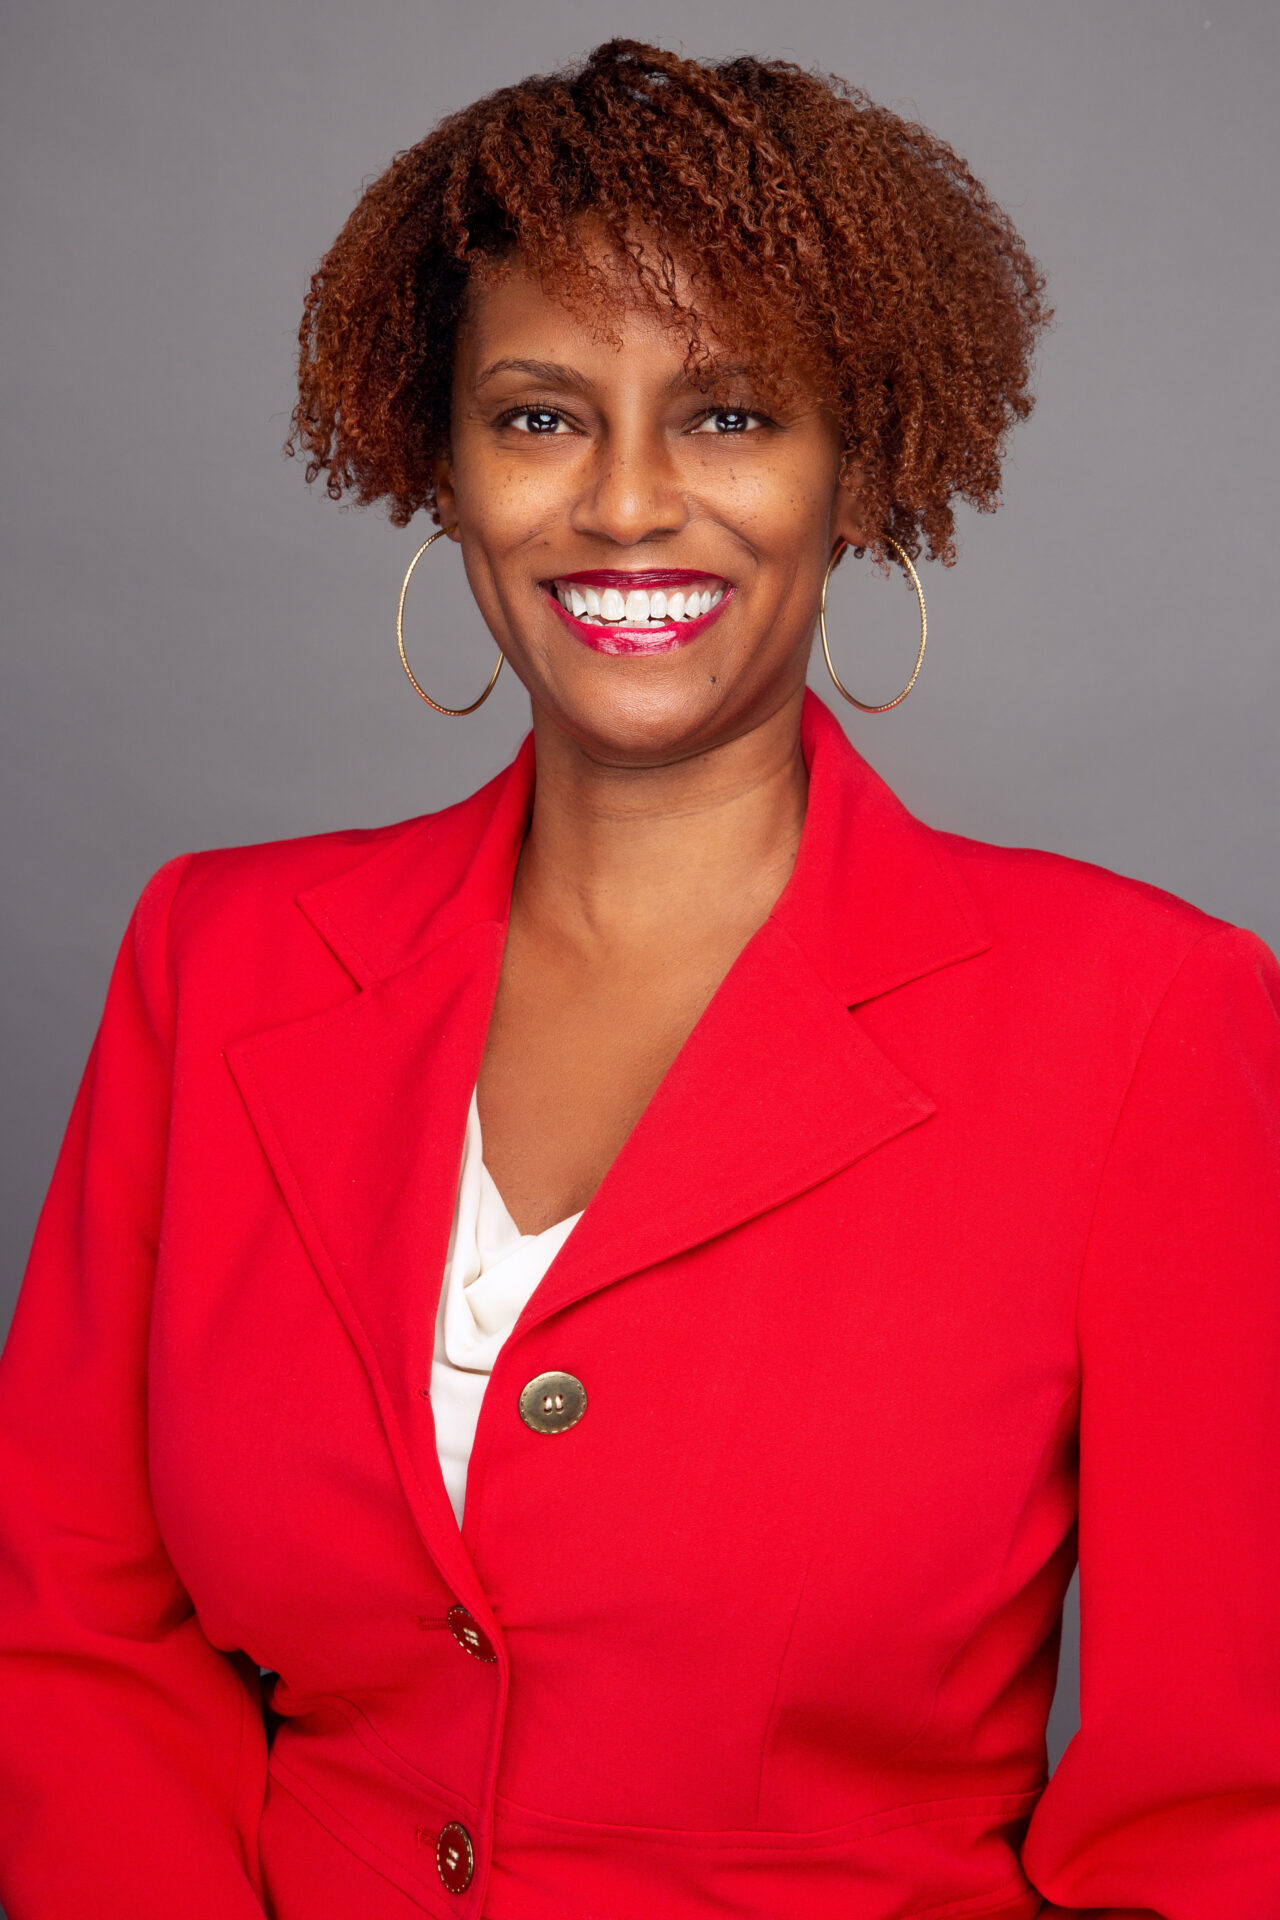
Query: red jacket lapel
[
  {"left": 224, "top": 694, "right": 989, "bottom": 1582},
  {"left": 223, "top": 743, "right": 535, "bottom": 1602}
]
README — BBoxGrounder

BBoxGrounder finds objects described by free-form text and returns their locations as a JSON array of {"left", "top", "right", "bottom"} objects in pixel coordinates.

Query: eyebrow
[
  {"left": 473, "top": 355, "right": 767, "bottom": 397},
  {"left": 474, "top": 358, "right": 594, "bottom": 394}
]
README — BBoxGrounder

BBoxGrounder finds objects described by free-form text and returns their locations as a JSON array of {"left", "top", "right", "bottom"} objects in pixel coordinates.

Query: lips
[
  {"left": 555, "top": 570, "right": 718, "bottom": 589},
  {"left": 542, "top": 571, "right": 731, "bottom": 654}
]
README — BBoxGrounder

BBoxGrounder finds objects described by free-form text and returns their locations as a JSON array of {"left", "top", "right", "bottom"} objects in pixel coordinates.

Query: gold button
[
  {"left": 446, "top": 1603, "right": 497, "bottom": 1663},
  {"left": 436, "top": 1820, "right": 474, "bottom": 1893},
  {"left": 518, "top": 1370, "right": 587, "bottom": 1435}
]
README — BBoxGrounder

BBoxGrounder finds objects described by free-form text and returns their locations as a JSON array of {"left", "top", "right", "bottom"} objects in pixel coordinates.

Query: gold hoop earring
[
  {"left": 397, "top": 529, "right": 505, "bottom": 716},
  {"left": 820, "top": 534, "right": 927, "bottom": 713}
]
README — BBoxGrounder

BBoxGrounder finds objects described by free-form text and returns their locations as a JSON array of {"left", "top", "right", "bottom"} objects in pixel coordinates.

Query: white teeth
[{"left": 551, "top": 580, "right": 727, "bottom": 625}]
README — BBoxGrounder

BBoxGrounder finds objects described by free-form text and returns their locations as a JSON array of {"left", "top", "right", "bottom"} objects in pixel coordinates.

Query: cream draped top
[{"left": 430, "top": 1090, "right": 582, "bottom": 1527}]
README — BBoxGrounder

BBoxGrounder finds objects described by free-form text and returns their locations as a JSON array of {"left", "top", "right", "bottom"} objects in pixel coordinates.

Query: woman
[{"left": 0, "top": 38, "right": 1276, "bottom": 1920}]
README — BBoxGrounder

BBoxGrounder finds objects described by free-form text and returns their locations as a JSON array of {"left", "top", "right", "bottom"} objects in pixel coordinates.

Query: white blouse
[{"left": 430, "top": 1090, "right": 582, "bottom": 1526}]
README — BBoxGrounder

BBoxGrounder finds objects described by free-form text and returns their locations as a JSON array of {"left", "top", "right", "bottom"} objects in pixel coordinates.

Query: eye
[
  {"left": 501, "top": 406, "right": 571, "bottom": 435},
  {"left": 691, "top": 407, "right": 771, "bottom": 435}
]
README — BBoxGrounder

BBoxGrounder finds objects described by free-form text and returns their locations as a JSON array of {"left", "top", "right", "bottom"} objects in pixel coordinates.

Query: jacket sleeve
[
  {"left": 1021, "top": 924, "right": 1280, "bottom": 1919},
  {"left": 0, "top": 857, "right": 268, "bottom": 1919}
]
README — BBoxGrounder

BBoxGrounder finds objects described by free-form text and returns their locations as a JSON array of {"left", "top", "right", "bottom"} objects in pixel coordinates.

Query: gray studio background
[{"left": 3, "top": 0, "right": 1277, "bottom": 1791}]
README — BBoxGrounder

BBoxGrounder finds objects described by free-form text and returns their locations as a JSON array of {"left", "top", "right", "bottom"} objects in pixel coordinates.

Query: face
[{"left": 434, "top": 242, "right": 867, "bottom": 766}]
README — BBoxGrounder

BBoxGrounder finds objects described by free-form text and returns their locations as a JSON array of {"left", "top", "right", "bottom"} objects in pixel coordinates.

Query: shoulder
[
  {"left": 129, "top": 769, "right": 508, "bottom": 1007},
  {"left": 933, "top": 826, "right": 1276, "bottom": 1024},
  {"left": 166, "top": 817, "right": 419, "bottom": 940},
  {"left": 939, "top": 827, "right": 1221, "bottom": 943}
]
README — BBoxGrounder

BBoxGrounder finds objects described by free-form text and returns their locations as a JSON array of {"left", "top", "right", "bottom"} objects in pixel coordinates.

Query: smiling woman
[
  {"left": 1, "top": 35, "right": 1278, "bottom": 1920},
  {"left": 289, "top": 41, "right": 1046, "bottom": 567}
]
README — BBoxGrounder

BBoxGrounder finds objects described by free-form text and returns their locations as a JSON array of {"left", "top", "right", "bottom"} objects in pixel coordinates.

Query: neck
[{"left": 513, "top": 691, "right": 810, "bottom": 955}]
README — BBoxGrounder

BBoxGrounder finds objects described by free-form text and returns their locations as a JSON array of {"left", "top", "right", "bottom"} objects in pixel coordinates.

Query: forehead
[
  {"left": 460, "top": 247, "right": 724, "bottom": 386},
  {"left": 454, "top": 216, "right": 836, "bottom": 414},
  {"left": 456, "top": 223, "right": 822, "bottom": 408}
]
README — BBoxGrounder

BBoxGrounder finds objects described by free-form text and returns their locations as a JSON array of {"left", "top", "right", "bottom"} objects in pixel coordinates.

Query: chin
[
  {"left": 542, "top": 654, "right": 804, "bottom": 771},
  {"left": 541, "top": 664, "right": 748, "bottom": 766}
]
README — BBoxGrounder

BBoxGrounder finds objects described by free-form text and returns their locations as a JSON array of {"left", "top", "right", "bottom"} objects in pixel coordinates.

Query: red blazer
[{"left": 1, "top": 692, "right": 1278, "bottom": 1920}]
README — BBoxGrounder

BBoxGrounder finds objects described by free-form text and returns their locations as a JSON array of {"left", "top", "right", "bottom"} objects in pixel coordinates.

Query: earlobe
[
  {"left": 432, "top": 455, "right": 462, "bottom": 539},
  {"left": 832, "top": 484, "right": 873, "bottom": 554}
]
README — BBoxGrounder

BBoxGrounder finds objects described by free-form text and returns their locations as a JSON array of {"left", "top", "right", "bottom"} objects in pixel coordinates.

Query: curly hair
[{"left": 289, "top": 39, "right": 1050, "bottom": 567}]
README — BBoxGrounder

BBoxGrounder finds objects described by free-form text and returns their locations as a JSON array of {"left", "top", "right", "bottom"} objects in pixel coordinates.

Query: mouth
[{"left": 542, "top": 569, "right": 731, "bottom": 655}]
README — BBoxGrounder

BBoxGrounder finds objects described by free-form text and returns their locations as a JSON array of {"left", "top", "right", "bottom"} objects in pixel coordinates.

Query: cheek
[
  {"left": 449, "top": 418, "right": 561, "bottom": 538},
  {"left": 737, "top": 491, "right": 837, "bottom": 601},
  {"left": 454, "top": 489, "right": 558, "bottom": 618},
  {"left": 709, "top": 446, "right": 839, "bottom": 543},
  {"left": 459, "top": 463, "right": 549, "bottom": 538}
]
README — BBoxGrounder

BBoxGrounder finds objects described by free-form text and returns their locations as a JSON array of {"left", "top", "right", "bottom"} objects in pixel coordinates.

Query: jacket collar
[
  {"left": 294, "top": 731, "right": 537, "bottom": 992},
  {"left": 296, "top": 691, "right": 989, "bottom": 1007},
  {"left": 226, "top": 693, "right": 989, "bottom": 1599}
]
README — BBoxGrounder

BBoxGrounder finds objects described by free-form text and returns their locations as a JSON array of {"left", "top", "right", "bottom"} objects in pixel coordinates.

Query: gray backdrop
[{"left": 3, "top": 0, "right": 1277, "bottom": 1787}]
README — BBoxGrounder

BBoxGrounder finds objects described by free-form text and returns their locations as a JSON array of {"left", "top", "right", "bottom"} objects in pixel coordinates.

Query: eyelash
[
  {"left": 693, "top": 408, "right": 771, "bottom": 435},
  {"left": 497, "top": 406, "right": 571, "bottom": 435},
  {"left": 495, "top": 405, "right": 773, "bottom": 436}
]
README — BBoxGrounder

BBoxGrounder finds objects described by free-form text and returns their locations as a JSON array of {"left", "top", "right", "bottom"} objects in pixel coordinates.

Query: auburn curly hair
[{"left": 289, "top": 39, "right": 1050, "bottom": 567}]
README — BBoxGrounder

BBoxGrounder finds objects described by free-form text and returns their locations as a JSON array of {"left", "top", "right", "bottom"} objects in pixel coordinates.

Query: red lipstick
[
  {"left": 554, "top": 569, "right": 718, "bottom": 590},
  {"left": 542, "top": 576, "right": 732, "bottom": 656}
]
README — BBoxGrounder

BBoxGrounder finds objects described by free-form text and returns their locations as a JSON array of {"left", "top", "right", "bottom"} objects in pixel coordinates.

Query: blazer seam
[
  {"left": 1070, "top": 921, "right": 1232, "bottom": 1369},
  {"left": 493, "top": 1785, "right": 1042, "bottom": 1848},
  {"left": 1074, "top": 921, "right": 1243, "bottom": 1374},
  {"left": 865, "top": 1368, "right": 1076, "bottom": 1807},
  {"left": 324, "top": 1691, "right": 467, "bottom": 1807},
  {"left": 268, "top": 1756, "right": 440, "bottom": 1904},
  {"left": 752, "top": 1547, "right": 814, "bottom": 1827}
]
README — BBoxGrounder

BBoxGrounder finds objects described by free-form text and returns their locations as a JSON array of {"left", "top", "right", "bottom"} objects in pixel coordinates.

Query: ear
[
  {"left": 432, "top": 450, "right": 463, "bottom": 542},
  {"left": 830, "top": 458, "right": 874, "bottom": 553}
]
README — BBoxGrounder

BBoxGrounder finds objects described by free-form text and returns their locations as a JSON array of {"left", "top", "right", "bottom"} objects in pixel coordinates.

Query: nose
[{"left": 569, "top": 422, "right": 689, "bottom": 547}]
